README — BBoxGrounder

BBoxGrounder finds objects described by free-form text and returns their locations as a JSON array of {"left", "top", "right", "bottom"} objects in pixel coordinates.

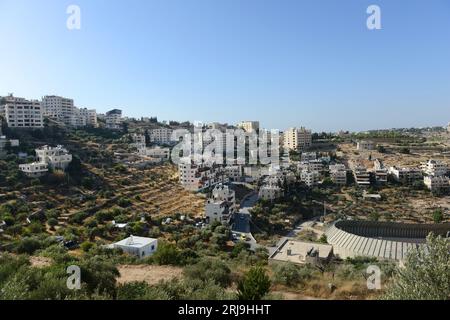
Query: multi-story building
[
  {"left": 105, "top": 109, "right": 123, "bottom": 130},
  {"left": 259, "top": 185, "right": 284, "bottom": 201},
  {"left": 298, "top": 160, "right": 324, "bottom": 173},
  {"left": 205, "top": 184, "right": 236, "bottom": 224},
  {"left": 300, "top": 170, "right": 320, "bottom": 187},
  {"left": 0, "top": 95, "right": 43, "bottom": 128},
  {"left": 424, "top": 176, "right": 450, "bottom": 194},
  {"left": 150, "top": 128, "right": 174, "bottom": 144},
  {"left": 353, "top": 165, "right": 371, "bottom": 187},
  {"left": 422, "top": 159, "right": 448, "bottom": 177},
  {"left": 76, "top": 108, "right": 98, "bottom": 127},
  {"left": 131, "top": 133, "right": 146, "bottom": 149},
  {"left": 373, "top": 159, "right": 388, "bottom": 184},
  {"left": 329, "top": 164, "right": 347, "bottom": 186},
  {"left": 179, "top": 162, "right": 229, "bottom": 191},
  {"left": 356, "top": 140, "right": 375, "bottom": 151},
  {"left": 41, "top": 95, "right": 74, "bottom": 126},
  {"left": 301, "top": 152, "right": 317, "bottom": 162},
  {"left": 223, "top": 165, "right": 243, "bottom": 182},
  {"left": 388, "top": 166, "right": 423, "bottom": 185},
  {"left": 283, "top": 127, "right": 312, "bottom": 151},
  {"left": 35, "top": 145, "right": 73, "bottom": 170},
  {"left": 237, "top": 121, "right": 259, "bottom": 133}
]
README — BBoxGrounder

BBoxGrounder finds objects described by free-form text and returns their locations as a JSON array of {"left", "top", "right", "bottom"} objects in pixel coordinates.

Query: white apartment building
[
  {"left": 138, "top": 146, "right": 170, "bottom": 161},
  {"left": 298, "top": 160, "right": 323, "bottom": 172},
  {"left": 300, "top": 170, "right": 320, "bottom": 187},
  {"left": 150, "top": 128, "right": 174, "bottom": 144},
  {"left": 353, "top": 165, "right": 371, "bottom": 187},
  {"left": 329, "top": 164, "right": 347, "bottom": 186},
  {"left": 356, "top": 140, "right": 375, "bottom": 151},
  {"left": 76, "top": 108, "right": 98, "bottom": 127},
  {"left": 105, "top": 109, "right": 123, "bottom": 130},
  {"left": 388, "top": 166, "right": 423, "bottom": 185},
  {"left": 283, "top": 127, "right": 312, "bottom": 151},
  {"left": 179, "top": 162, "right": 229, "bottom": 191},
  {"left": 19, "top": 162, "right": 49, "bottom": 178},
  {"left": 424, "top": 176, "right": 450, "bottom": 194},
  {"left": 422, "top": 159, "right": 448, "bottom": 177},
  {"left": 205, "top": 184, "right": 236, "bottom": 224},
  {"left": 36, "top": 145, "right": 72, "bottom": 170},
  {"left": 259, "top": 185, "right": 284, "bottom": 201},
  {"left": 237, "top": 121, "right": 260, "bottom": 133},
  {"left": 131, "top": 133, "right": 146, "bottom": 149},
  {"left": 0, "top": 95, "right": 43, "bottom": 128},
  {"left": 41, "top": 95, "right": 74, "bottom": 126}
]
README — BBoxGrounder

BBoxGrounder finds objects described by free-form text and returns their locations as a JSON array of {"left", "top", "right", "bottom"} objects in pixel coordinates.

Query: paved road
[{"left": 231, "top": 192, "right": 260, "bottom": 250}]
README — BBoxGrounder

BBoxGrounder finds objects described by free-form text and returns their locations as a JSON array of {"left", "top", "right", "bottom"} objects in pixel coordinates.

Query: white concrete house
[
  {"left": 36, "top": 145, "right": 72, "bottom": 170},
  {"left": 19, "top": 162, "right": 49, "bottom": 178},
  {"left": 113, "top": 236, "right": 158, "bottom": 259}
]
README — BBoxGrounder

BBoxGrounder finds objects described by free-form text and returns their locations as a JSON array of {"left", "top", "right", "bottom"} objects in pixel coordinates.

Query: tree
[
  {"left": 383, "top": 234, "right": 450, "bottom": 300},
  {"left": 47, "top": 218, "right": 58, "bottom": 229},
  {"left": 433, "top": 209, "right": 444, "bottom": 224},
  {"left": 237, "top": 266, "right": 271, "bottom": 300}
]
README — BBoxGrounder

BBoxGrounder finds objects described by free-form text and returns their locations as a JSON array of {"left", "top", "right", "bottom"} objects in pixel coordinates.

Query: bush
[
  {"left": 272, "top": 262, "right": 303, "bottom": 287},
  {"left": 15, "top": 237, "right": 42, "bottom": 255},
  {"left": 151, "top": 242, "right": 183, "bottom": 266},
  {"left": 184, "top": 258, "right": 231, "bottom": 287}
]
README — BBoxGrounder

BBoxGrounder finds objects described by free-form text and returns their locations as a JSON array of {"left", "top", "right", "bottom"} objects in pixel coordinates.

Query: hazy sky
[{"left": 1, "top": 0, "right": 449, "bottom": 132}]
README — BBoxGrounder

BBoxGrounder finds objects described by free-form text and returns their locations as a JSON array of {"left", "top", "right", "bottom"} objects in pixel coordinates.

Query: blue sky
[{"left": 0, "top": 0, "right": 449, "bottom": 132}]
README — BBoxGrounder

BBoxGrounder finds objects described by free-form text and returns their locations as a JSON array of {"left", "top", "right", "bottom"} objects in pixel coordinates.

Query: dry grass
[{"left": 117, "top": 264, "right": 183, "bottom": 285}]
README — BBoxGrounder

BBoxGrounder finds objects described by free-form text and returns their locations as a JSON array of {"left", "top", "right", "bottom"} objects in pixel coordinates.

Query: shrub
[
  {"left": 184, "top": 258, "right": 231, "bottom": 287},
  {"left": 237, "top": 266, "right": 271, "bottom": 300},
  {"left": 272, "top": 262, "right": 303, "bottom": 287}
]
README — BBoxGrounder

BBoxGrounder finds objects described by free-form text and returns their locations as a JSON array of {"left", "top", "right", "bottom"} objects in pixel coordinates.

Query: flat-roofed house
[{"left": 112, "top": 236, "right": 158, "bottom": 259}]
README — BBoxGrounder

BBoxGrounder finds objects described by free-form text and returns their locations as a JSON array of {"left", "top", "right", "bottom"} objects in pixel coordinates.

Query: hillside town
[{"left": 1, "top": 93, "right": 449, "bottom": 301}]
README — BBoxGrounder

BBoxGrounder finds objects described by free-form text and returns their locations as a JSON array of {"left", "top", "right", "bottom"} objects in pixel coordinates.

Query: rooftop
[{"left": 114, "top": 235, "right": 157, "bottom": 248}]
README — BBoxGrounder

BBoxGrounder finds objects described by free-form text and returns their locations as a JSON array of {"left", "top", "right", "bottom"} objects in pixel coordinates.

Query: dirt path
[{"left": 117, "top": 265, "right": 183, "bottom": 285}]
